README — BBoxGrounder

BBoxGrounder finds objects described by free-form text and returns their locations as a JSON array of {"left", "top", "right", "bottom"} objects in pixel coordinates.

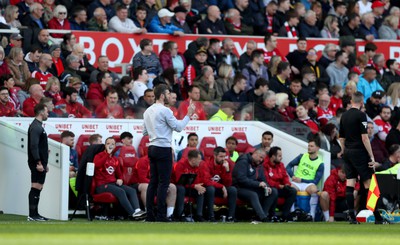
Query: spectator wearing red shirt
[
  {"left": 86, "top": 71, "right": 112, "bottom": 111},
  {"left": 0, "top": 87, "right": 17, "bottom": 117},
  {"left": 178, "top": 85, "right": 207, "bottom": 120},
  {"left": 201, "top": 147, "right": 236, "bottom": 222},
  {"left": 173, "top": 149, "right": 205, "bottom": 222},
  {"left": 373, "top": 105, "right": 392, "bottom": 142},
  {"left": 0, "top": 46, "right": 11, "bottom": 76},
  {"left": 262, "top": 33, "right": 287, "bottom": 65},
  {"left": 135, "top": 155, "right": 177, "bottom": 220},
  {"left": 183, "top": 47, "right": 208, "bottom": 88},
  {"left": 54, "top": 87, "right": 91, "bottom": 118},
  {"left": 295, "top": 105, "right": 319, "bottom": 134},
  {"left": 93, "top": 137, "right": 146, "bottom": 218},
  {"left": 23, "top": 84, "right": 44, "bottom": 117},
  {"left": 329, "top": 85, "right": 343, "bottom": 115},
  {"left": 1, "top": 74, "right": 21, "bottom": 111},
  {"left": 264, "top": 147, "right": 297, "bottom": 221},
  {"left": 47, "top": 5, "right": 71, "bottom": 38},
  {"left": 95, "top": 89, "right": 124, "bottom": 119},
  {"left": 320, "top": 167, "right": 354, "bottom": 222},
  {"left": 32, "top": 53, "right": 53, "bottom": 90},
  {"left": 317, "top": 94, "right": 335, "bottom": 127}
]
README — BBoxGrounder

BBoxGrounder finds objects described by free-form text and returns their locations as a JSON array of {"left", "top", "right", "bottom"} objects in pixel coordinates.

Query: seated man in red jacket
[
  {"left": 54, "top": 87, "right": 91, "bottom": 118},
  {"left": 135, "top": 155, "right": 177, "bottom": 220},
  {"left": 202, "top": 146, "right": 237, "bottom": 222},
  {"left": 178, "top": 85, "right": 207, "bottom": 120},
  {"left": 95, "top": 89, "right": 124, "bottom": 119},
  {"left": 172, "top": 149, "right": 205, "bottom": 222},
  {"left": 319, "top": 165, "right": 358, "bottom": 222},
  {"left": 264, "top": 146, "right": 297, "bottom": 222},
  {"left": 0, "top": 87, "right": 18, "bottom": 117}
]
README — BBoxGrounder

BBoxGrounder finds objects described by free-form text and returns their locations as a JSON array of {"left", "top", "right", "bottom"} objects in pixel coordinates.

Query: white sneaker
[{"left": 132, "top": 210, "right": 146, "bottom": 218}]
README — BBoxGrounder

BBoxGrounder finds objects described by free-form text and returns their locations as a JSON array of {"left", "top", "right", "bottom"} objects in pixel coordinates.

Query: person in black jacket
[
  {"left": 27, "top": 103, "right": 49, "bottom": 221},
  {"left": 232, "top": 148, "right": 278, "bottom": 222}
]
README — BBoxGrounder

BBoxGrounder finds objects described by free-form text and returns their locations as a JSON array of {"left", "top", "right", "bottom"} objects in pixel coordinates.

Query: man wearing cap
[
  {"left": 371, "top": 1, "right": 385, "bottom": 30},
  {"left": 183, "top": 47, "right": 208, "bottom": 87},
  {"left": 340, "top": 36, "right": 357, "bottom": 69},
  {"left": 357, "top": 66, "right": 384, "bottom": 103},
  {"left": 148, "top": 8, "right": 184, "bottom": 36},
  {"left": 171, "top": 6, "right": 191, "bottom": 34},
  {"left": 198, "top": 5, "right": 226, "bottom": 35},
  {"left": 365, "top": 90, "right": 384, "bottom": 119},
  {"left": 5, "top": 33, "right": 23, "bottom": 57}
]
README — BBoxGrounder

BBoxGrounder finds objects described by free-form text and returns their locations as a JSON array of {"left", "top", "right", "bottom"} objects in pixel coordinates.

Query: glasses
[
  {"left": 329, "top": 49, "right": 338, "bottom": 52},
  {"left": 59, "top": 12, "right": 67, "bottom": 15},
  {"left": 0, "top": 93, "right": 9, "bottom": 96}
]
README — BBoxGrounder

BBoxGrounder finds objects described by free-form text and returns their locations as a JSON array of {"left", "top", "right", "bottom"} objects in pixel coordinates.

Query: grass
[{"left": 0, "top": 214, "right": 398, "bottom": 245}]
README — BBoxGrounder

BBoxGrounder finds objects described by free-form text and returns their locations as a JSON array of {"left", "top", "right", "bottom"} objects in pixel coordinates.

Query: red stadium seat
[
  {"left": 199, "top": 136, "right": 217, "bottom": 160},
  {"left": 179, "top": 147, "right": 198, "bottom": 160},
  {"left": 75, "top": 134, "right": 91, "bottom": 162},
  {"left": 232, "top": 132, "right": 255, "bottom": 154},
  {"left": 118, "top": 146, "right": 139, "bottom": 186},
  {"left": 89, "top": 176, "right": 118, "bottom": 220},
  {"left": 138, "top": 135, "right": 150, "bottom": 158},
  {"left": 48, "top": 133, "right": 61, "bottom": 143}
]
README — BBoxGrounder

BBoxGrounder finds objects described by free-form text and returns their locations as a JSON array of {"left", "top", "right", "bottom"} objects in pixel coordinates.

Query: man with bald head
[
  {"left": 23, "top": 84, "right": 44, "bottom": 117},
  {"left": 71, "top": 44, "right": 95, "bottom": 83},
  {"left": 88, "top": 7, "right": 108, "bottom": 31},
  {"left": 32, "top": 53, "right": 53, "bottom": 90},
  {"left": 198, "top": 5, "right": 226, "bottom": 35},
  {"left": 20, "top": 2, "right": 46, "bottom": 29}
]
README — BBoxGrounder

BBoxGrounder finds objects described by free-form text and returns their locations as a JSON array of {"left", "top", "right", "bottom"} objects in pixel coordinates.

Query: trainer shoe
[
  {"left": 38, "top": 215, "right": 49, "bottom": 221},
  {"left": 27, "top": 216, "right": 47, "bottom": 222},
  {"left": 226, "top": 217, "right": 236, "bottom": 223},
  {"left": 349, "top": 219, "right": 360, "bottom": 224},
  {"left": 132, "top": 210, "right": 146, "bottom": 218},
  {"left": 375, "top": 219, "right": 391, "bottom": 225}
]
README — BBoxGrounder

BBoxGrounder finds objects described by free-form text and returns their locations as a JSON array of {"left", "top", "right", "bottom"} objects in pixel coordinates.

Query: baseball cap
[
  {"left": 371, "top": 1, "right": 385, "bottom": 9},
  {"left": 158, "top": 8, "right": 174, "bottom": 18},
  {"left": 196, "top": 47, "right": 207, "bottom": 55},
  {"left": 371, "top": 90, "right": 384, "bottom": 99},
  {"left": 174, "top": 6, "right": 188, "bottom": 13},
  {"left": 10, "top": 33, "right": 23, "bottom": 40}
]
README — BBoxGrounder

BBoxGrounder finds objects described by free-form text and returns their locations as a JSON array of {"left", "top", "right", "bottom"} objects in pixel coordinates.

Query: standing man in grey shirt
[{"left": 143, "top": 84, "right": 195, "bottom": 222}]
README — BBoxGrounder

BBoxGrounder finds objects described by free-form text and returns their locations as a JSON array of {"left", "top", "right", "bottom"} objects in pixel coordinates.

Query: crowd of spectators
[{"left": 0, "top": 0, "right": 400, "bottom": 221}]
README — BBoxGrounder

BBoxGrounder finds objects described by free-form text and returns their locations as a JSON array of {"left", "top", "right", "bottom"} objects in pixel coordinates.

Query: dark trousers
[
  {"left": 237, "top": 187, "right": 278, "bottom": 220},
  {"left": 96, "top": 183, "right": 139, "bottom": 215},
  {"left": 147, "top": 146, "right": 173, "bottom": 220},
  {"left": 205, "top": 186, "right": 237, "bottom": 218},
  {"left": 278, "top": 186, "right": 297, "bottom": 219},
  {"left": 175, "top": 185, "right": 205, "bottom": 217}
]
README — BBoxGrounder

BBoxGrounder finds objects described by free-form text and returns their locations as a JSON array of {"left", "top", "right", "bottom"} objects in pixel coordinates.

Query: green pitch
[{"left": 0, "top": 214, "right": 398, "bottom": 245}]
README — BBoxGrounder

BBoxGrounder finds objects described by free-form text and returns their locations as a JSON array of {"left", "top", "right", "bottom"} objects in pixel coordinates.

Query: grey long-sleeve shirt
[{"left": 143, "top": 103, "right": 190, "bottom": 148}]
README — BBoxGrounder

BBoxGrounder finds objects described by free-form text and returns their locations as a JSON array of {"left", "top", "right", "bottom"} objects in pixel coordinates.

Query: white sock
[
  {"left": 290, "top": 204, "right": 295, "bottom": 212},
  {"left": 309, "top": 194, "right": 319, "bottom": 219},
  {"left": 167, "top": 207, "right": 174, "bottom": 217},
  {"left": 323, "top": 211, "right": 329, "bottom": 221},
  {"left": 134, "top": 208, "right": 141, "bottom": 213}
]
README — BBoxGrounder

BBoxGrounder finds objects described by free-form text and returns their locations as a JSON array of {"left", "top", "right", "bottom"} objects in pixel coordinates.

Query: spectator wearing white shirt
[
  {"left": 108, "top": 4, "right": 146, "bottom": 34},
  {"left": 132, "top": 66, "right": 149, "bottom": 103}
]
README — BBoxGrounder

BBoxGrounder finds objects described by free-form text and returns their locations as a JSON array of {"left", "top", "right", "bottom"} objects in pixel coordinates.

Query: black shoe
[
  {"left": 38, "top": 215, "right": 49, "bottom": 221},
  {"left": 27, "top": 216, "right": 47, "bottom": 221},
  {"left": 194, "top": 215, "right": 205, "bottom": 222},
  {"left": 270, "top": 216, "right": 281, "bottom": 223},
  {"left": 226, "top": 217, "right": 236, "bottom": 223},
  {"left": 349, "top": 218, "right": 360, "bottom": 224}
]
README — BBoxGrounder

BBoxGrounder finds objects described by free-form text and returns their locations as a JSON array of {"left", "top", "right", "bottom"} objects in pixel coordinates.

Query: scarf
[{"left": 284, "top": 22, "right": 297, "bottom": 38}]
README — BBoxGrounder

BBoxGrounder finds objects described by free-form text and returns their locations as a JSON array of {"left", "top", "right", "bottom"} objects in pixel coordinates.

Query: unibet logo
[
  {"left": 206, "top": 144, "right": 216, "bottom": 148},
  {"left": 238, "top": 139, "right": 246, "bottom": 143},
  {"left": 125, "top": 153, "right": 135, "bottom": 157}
]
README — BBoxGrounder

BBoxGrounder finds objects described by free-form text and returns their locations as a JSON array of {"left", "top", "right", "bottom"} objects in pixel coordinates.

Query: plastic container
[{"left": 296, "top": 191, "right": 311, "bottom": 213}]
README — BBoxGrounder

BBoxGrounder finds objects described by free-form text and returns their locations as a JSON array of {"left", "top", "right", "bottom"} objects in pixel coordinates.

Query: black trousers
[
  {"left": 278, "top": 186, "right": 297, "bottom": 219},
  {"left": 147, "top": 145, "right": 173, "bottom": 220},
  {"left": 96, "top": 183, "right": 139, "bottom": 215},
  {"left": 237, "top": 187, "right": 278, "bottom": 220},
  {"left": 175, "top": 185, "right": 205, "bottom": 217},
  {"left": 205, "top": 186, "right": 237, "bottom": 218}
]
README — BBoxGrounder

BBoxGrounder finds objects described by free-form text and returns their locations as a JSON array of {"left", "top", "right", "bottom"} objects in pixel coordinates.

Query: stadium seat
[
  {"left": 48, "top": 133, "right": 61, "bottom": 143},
  {"left": 232, "top": 132, "right": 255, "bottom": 154},
  {"left": 75, "top": 134, "right": 91, "bottom": 162},
  {"left": 138, "top": 135, "right": 150, "bottom": 158},
  {"left": 89, "top": 175, "right": 118, "bottom": 220},
  {"left": 178, "top": 147, "right": 198, "bottom": 160},
  {"left": 199, "top": 136, "right": 217, "bottom": 160},
  {"left": 118, "top": 146, "right": 139, "bottom": 186}
]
